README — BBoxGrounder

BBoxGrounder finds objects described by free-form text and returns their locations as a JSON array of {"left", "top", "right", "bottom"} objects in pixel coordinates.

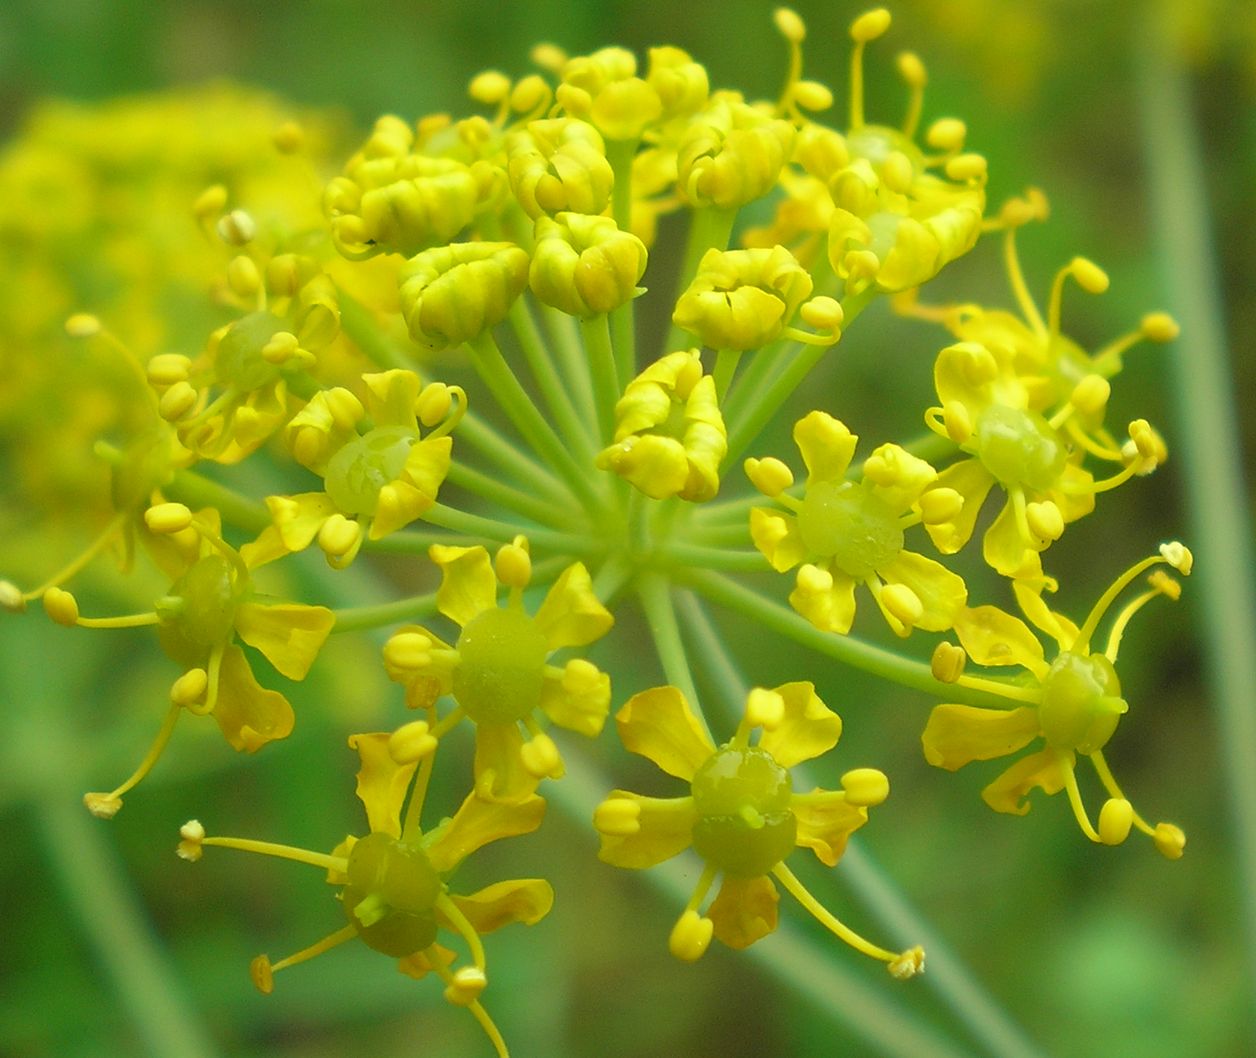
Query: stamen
[
  {"left": 1061, "top": 763, "right": 1102, "bottom": 843},
  {"left": 253, "top": 924, "right": 358, "bottom": 992},
  {"left": 1047, "top": 257, "right": 1108, "bottom": 336},
  {"left": 199, "top": 646, "right": 225, "bottom": 718},
  {"left": 200, "top": 835, "right": 348, "bottom": 872},
  {"left": 1073, "top": 553, "right": 1166, "bottom": 652},
  {"left": 1003, "top": 228, "right": 1047, "bottom": 337},
  {"left": 1064, "top": 418, "right": 1125, "bottom": 463},
  {"left": 427, "top": 953, "right": 510, "bottom": 1058},
  {"left": 849, "top": 9, "right": 891, "bottom": 130},
  {"left": 1089, "top": 750, "right": 1157, "bottom": 839},
  {"left": 436, "top": 892, "right": 488, "bottom": 972},
  {"left": 73, "top": 610, "right": 161, "bottom": 630},
  {"left": 1057, "top": 459, "right": 1141, "bottom": 498},
  {"left": 15, "top": 511, "right": 128, "bottom": 602},
  {"left": 1103, "top": 587, "right": 1163, "bottom": 662},
  {"left": 772, "top": 861, "right": 904, "bottom": 966},
  {"left": 896, "top": 51, "right": 926, "bottom": 138},
  {"left": 83, "top": 701, "right": 182, "bottom": 818}
]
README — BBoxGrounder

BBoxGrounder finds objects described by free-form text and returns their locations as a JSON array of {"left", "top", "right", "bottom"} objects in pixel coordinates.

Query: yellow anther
[
  {"left": 317, "top": 514, "right": 362, "bottom": 562},
  {"left": 171, "top": 668, "right": 209, "bottom": 708},
  {"left": 176, "top": 819, "right": 206, "bottom": 862},
  {"left": 192, "top": 184, "right": 228, "bottom": 221},
  {"left": 83, "top": 792, "right": 123, "bottom": 819},
  {"left": 745, "top": 456, "right": 795, "bottom": 497},
  {"left": 1153, "top": 822, "right": 1186, "bottom": 860},
  {"left": 1069, "top": 256, "right": 1109, "bottom": 294},
  {"left": 669, "top": 909, "right": 714, "bottom": 962},
  {"left": 144, "top": 502, "right": 194, "bottom": 535},
  {"left": 1140, "top": 312, "right": 1180, "bottom": 342},
  {"left": 1070, "top": 374, "right": 1111, "bottom": 417},
  {"left": 998, "top": 189, "right": 1050, "bottom": 227},
  {"left": 850, "top": 8, "right": 891, "bottom": 43},
  {"left": 249, "top": 955, "right": 275, "bottom": 995},
  {"left": 469, "top": 70, "right": 511, "bottom": 105},
  {"left": 1148, "top": 570, "right": 1181, "bottom": 601},
  {"left": 930, "top": 641, "right": 967, "bottom": 684},
  {"left": 888, "top": 946, "right": 925, "bottom": 980},
  {"left": 925, "top": 118, "right": 967, "bottom": 152},
  {"left": 384, "top": 631, "right": 433, "bottom": 672},
  {"left": 1097, "top": 798, "right": 1134, "bottom": 846},
  {"left": 792, "top": 81, "right": 833, "bottom": 112},
  {"left": 881, "top": 582, "right": 923, "bottom": 629},
  {"left": 593, "top": 797, "right": 642, "bottom": 837},
  {"left": 746, "top": 687, "right": 787, "bottom": 730},
  {"left": 417, "top": 382, "right": 454, "bottom": 428},
  {"left": 773, "top": 7, "right": 806, "bottom": 43},
  {"left": 272, "top": 120, "right": 305, "bottom": 154},
  {"left": 531, "top": 42, "right": 567, "bottom": 73},
  {"left": 227, "top": 254, "right": 262, "bottom": 298},
  {"left": 216, "top": 209, "right": 256, "bottom": 246},
  {"left": 1159, "top": 541, "right": 1193, "bottom": 575},
  {"left": 65, "top": 313, "right": 102, "bottom": 338},
  {"left": 841, "top": 767, "right": 890, "bottom": 807},
  {"left": 388, "top": 719, "right": 438, "bottom": 764},
  {"left": 324, "top": 387, "right": 366, "bottom": 431},
  {"left": 510, "top": 74, "right": 551, "bottom": 114},
  {"left": 1025, "top": 500, "right": 1065, "bottom": 544},
  {"left": 919, "top": 487, "right": 963, "bottom": 525},
  {"left": 797, "top": 563, "right": 834, "bottom": 594},
  {"left": 495, "top": 541, "right": 533, "bottom": 589},
  {"left": 799, "top": 295, "right": 844, "bottom": 332},
  {"left": 444, "top": 966, "right": 488, "bottom": 1007},
  {"left": 945, "top": 153, "right": 987, "bottom": 182},
  {"left": 146, "top": 353, "right": 191, "bottom": 387},
  {"left": 520, "top": 731, "right": 563, "bottom": 778},
  {"left": 881, "top": 150, "right": 915, "bottom": 194},
  {"left": 261, "top": 331, "right": 301, "bottom": 365},
  {"left": 896, "top": 51, "right": 926, "bottom": 88},
  {"left": 941, "top": 401, "right": 973, "bottom": 445},
  {"left": 1128, "top": 419, "right": 1166, "bottom": 465},
  {"left": 44, "top": 586, "right": 80, "bottom": 626},
  {"left": 0, "top": 581, "right": 25, "bottom": 613}
]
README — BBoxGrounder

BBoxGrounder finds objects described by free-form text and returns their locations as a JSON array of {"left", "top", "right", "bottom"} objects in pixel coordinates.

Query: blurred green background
[{"left": 1, "top": 1, "right": 1253, "bottom": 1056}]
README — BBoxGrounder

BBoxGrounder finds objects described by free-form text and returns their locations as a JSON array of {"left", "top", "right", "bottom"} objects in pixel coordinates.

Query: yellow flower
[
  {"left": 383, "top": 537, "right": 613, "bottom": 801},
  {"left": 596, "top": 350, "right": 727, "bottom": 501},
  {"left": 748, "top": 411, "right": 966, "bottom": 635},
  {"left": 54, "top": 508, "right": 334, "bottom": 818},
  {"left": 244, "top": 370, "right": 462, "bottom": 568},
  {"left": 593, "top": 683, "right": 922, "bottom": 976},
  {"left": 178, "top": 731, "right": 551, "bottom": 1056},
  {"left": 529, "top": 211, "right": 647, "bottom": 317},
  {"left": 921, "top": 544, "right": 1191, "bottom": 856}
]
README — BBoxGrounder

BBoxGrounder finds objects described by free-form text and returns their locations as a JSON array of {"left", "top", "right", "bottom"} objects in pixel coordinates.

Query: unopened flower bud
[
  {"left": 507, "top": 118, "right": 614, "bottom": 219},
  {"left": 673, "top": 246, "right": 812, "bottom": 350},
  {"left": 530, "top": 212, "right": 647, "bottom": 317},
  {"left": 399, "top": 242, "right": 530, "bottom": 352}
]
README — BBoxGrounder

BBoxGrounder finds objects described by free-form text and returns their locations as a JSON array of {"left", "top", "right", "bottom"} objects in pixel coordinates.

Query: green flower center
[
  {"left": 1039, "top": 651, "right": 1127, "bottom": 754},
  {"left": 453, "top": 606, "right": 549, "bottom": 725},
  {"left": 690, "top": 745, "right": 796, "bottom": 878},
  {"left": 343, "top": 832, "right": 442, "bottom": 958},
  {"left": 324, "top": 426, "right": 418, "bottom": 516},
  {"left": 973, "top": 403, "right": 1067, "bottom": 492},
  {"left": 845, "top": 125, "right": 925, "bottom": 171},
  {"left": 796, "top": 480, "right": 903, "bottom": 578},
  {"left": 214, "top": 311, "right": 285, "bottom": 391},
  {"left": 157, "top": 554, "right": 242, "bottom": 666}
]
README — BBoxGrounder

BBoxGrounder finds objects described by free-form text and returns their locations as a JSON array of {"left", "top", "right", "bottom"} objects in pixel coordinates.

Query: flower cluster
[{"left": 1, "top": 7, "right": 1190, "bottom": 1056}]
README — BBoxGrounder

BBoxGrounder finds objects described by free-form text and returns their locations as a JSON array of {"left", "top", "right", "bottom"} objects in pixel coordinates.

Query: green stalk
[
  {"left": 537, "top": 302, "right": 599, "bottom": 430},
  {"left": 338, "top": 291, "right": 411, "bottom": 371},
  {"left": 606, "top": 137, "right": 639, "bottom": 388},
  {"left": 1137, "top": 17, "right": 1256, "bottom": 1014},
  {"left": 168, "top": 468, "right": 270, "bottom": 535},
  {"left": 636, "top": 572, "right": 705, "bottom": 735},
  {"left": 331, "top": 591, "right": 438, "bottom": 633},
  {"left": 658, "top": 542, "right": 769, "bottom": 573},
  {"left": 580, "top": 314, "right": 620, "bottom": 447},
  {"left": 457, "top": 412, "right": 576, "bottom": 508},
  {"left": 663, "top": 205, "right": 738, "bottom": 355},
  {"left": 446, "top": 461, "right": 585, "bottom": 530},
  {"left": 423, "top": 502, "right": 602, "bottom": 557}
]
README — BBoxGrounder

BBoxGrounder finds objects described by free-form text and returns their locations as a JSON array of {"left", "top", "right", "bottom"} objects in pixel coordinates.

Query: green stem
[
  {"left": 664, "top": 205, "right": 738, "bottom": 355},
  {"left": 681, "top": 568, "right": 1014, "bottom": 709},
  {"left": 466, "top": 332, "right": 602, "bottom": 511},
  {"left": 636, "top": 572, "right": 707, "bottom": 738},
  {"left": 606, "top": 137, "right": 639, "bottom": 389},
  {"left": 457, "top": 412, "right": 576, "bottom": 508},
  {"left": 338, "top": 290, "right": 411, "bottom": 370},
  {"left": 538, "top": 302, "right": 599, "bottom": 431},
  {"left": 581, "top": 314, "right": 620, "bottom": 447},
  {"left": 168, "top": 468, "right": 270, "bottom": 534},
  {"left": 658, "top": 542, "right": 769, "bottom": 573},
  {"left": 684, "top": 521, "right": 753, "bottom": 548},
  {"left": 331, "top": 591, "right": 438, "bottom": 633},
  {"left": 421, "top": 502, "right": 601, "bottom": 556},
  {"left": 712, "top": 348, "right": 742, "bottom": 403},
  {"left": 1138, "top": 18, "right": 1256, "bottom": 1016},
  {"left": 446, "top": 461, "right": 584, "bottom": 530},
  {"left": 508, "top": 297, "right": 599, "bottom": 465}
]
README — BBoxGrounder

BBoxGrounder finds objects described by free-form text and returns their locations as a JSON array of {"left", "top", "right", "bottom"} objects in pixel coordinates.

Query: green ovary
[
  {"left": 1038, "top": 651, "right": 1127, "bottom": 754},
  {"left": 342, "top": 832, "right": 442, "bottom": 957},
  {"left": 691, "top": 745, "right": 796, "bottom": 878},
  {"left": 214, "top": 311, "right": 285, "bottom": 391},
  {"left": 796, "top": 480, "right": 903, "bottom": 579},
  {"left": 453, "top": 607, "right": 549, "bottom": 725},
  {"left": 157, "top": 554, "right": 241, "bottom": 666},
  {"left": 974, "top": 403, "right": 1067, "bottom": 492},
  {"left": 324, "top": 426, "right": 418, "bottom": 516}
]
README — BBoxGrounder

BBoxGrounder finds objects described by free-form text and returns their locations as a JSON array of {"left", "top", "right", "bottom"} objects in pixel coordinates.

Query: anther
[
  {"left": 919, "top": 487, "right": 963, "bottom": 525},
  {"left": 1097, "top": 798, "right": 1134, "bottom": 846},
  {"left": 177, "top": 819, "right": 206, "bottom": 861},
  {"left": 227, "top": 255, "right": 262, "bottom": 298},
  {"left": 469, "top": 70, "right": 512, "bottom": 105},
  {"left": 193, "top": 184, "right": 228, "bottom": 222},
  {"left": 930, "top": 642, "right": 966, "bottom": 683},
  {"left": 0, "top": 581, "right": 26, "bottom": 613},
  {"left": 65, "top": 313, "right": 102, "bottom": 338},
  {"left": 669, "top": 909, "right": 714, "bottom": 962},
  {"left": 1153, "top": 822, "right": 1186, "bottom": 860},
  {"left": 800, "top": 296, "right": 843, "bottom": 332},
  {"left": 520, "top": 731, "right": 563, "bottom": 778},
  {"left": 1070, "top": 374, "right": 1111, "bottom": 417},
  {"left": 159, "top": 381, "right": 199, "bottom": 422},
  {"left": 44, "top": 587, "right": 80, "bottom": 626},
  {"left": 249, "top": 954, "right": 275, "bottom": 994},
  {"left": 1069, "top": 257, "right": 1110, "bottom": 294},
  {"left": 593, "top": 797, "right": 641, "bottom": 837},
  {"left": 745, "top": 687, "right": 786, "bottom": 730},
  {"left": 83, "top": 792, "right": 123, "bottom": 819},
  {"left": 216, "top": 209, "right": 257, "bottom": 246},
  {"left": 417, "top": 382, "right": 454, "bottom": 427},
  {"left": 444, "top": 966, "right": 488, "bottom": 1006},
  {"left": 745, "top": 456, "right": 794, "bottom": 498},
  {"left": 495, "top": 540, "right": 532, "bottom": 589},
  {"left": 773, "top": 7, "right": 806, "bottom": 43},
  {"left": 793, "top": 81, "right": 833, "bottom": 112},
  {"left": 318, "top": 515, "right": 362, "bottom": 563},
  {"left": 384, "top": 631, "right": 433, "bottom": 672},
  {"left": 145, "top": 502, "right": 194, "bottom": 535},
  {"left": 146, "top": 353, "right": 191, "bottom": 387},
  {"left": 881, "top": 583, "right": 923, "bottom": 629},
  {"left": 1025, "top": 500, "right": 1064, "bottom": 544},
  {"left": 1158, "top": 541, "right": 1193, "bottom": 575},
  {"left": 841, "top": 767, "right": 890, "bottom": 807},
  {"left": 171, "top": 668, "right": 209, "bottom": 708},
  {"left": 272, "top": 120, "right": 305, "bottom": 154},
  {"left": 945, "top": 153, "right": 987, "bottom": 182},
  {"left": 888, "top": 946, "right": 925, "bottom": 980},
  {"left": 1140, "top": 312, "right": 1180, "bottom": 342},
  {"left": 850, "top": 8, "right": 891, "bottom": 43},
  {"left": 389, "top": 719, "right": 438, "bottom": 764},
  {"left": 897, "top": 51, "right": 926, "bottom": 87},
  {"left": 925, "top": 118, "right": 967, "bottom": 153}
]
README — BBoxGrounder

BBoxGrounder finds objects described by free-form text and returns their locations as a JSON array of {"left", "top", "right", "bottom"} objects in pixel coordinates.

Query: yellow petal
[
  {"left": 448, "top": 878, "right": 554, "bottom": 934},
  {"left": 921, "top": 704, "right": 1042, "bottom": 771},
  {"left": 369, "top": 478, "right": 430, "bottom": 540},
  {"left": 235, "top": 601, "right": 335, "bottom": 680},
  {"left": 616, "top": 686, "right": 714, "bottom": 781},
  {"left": 1054, "top": 463, "right": 1097, "bottom": 523},
  {"left": 238, "top": 524, "right": 291, "bottom": 569},
  {"left": 539, "top": 660, "right": 610, "bottom": 737},
  {"left": 266, "top": 492, "right": 337, "bottom": 552},
  {"left": 982, "top": 498, "right": 1034, "bottom": 577},
  {"left": 757, "top": 681, "right": 841, "bottom": 768},
  {"left": 708, "top": 874, "right": 779, "bottom": 949},
  {"left": 1012, "top": 581, "right": 1079, "bottom": 652},
  {"left": 426, "top": 790, "right": 546, "bottom": 874},
  {"left": 213, "top": 644, "right": 294, "bottom": 752},
  {"left": 923, "top": 458, "right": 995, "bottom": 555},
  {"left": 532, "top": 562, "right": 614, "bottom": 649},
  {"left": 793, "top": 410, "right": 856, "bottom": 484},
  {"left": 792, "top": 792, "right": 868, "bottom": 866},
  {"left": 595, "top": 792, "right": 697, "bottom": 869},
  {"left": 430, "top": 544, "right": 497, "bottom": 627},
  {"left": 954, "top": 605, "right": 1048, "bottom": 677},
  {"left": 397, "top": 942, "right": 456, "bottom": 980},
  {"left": 347, "top": 732, "right": 418, "bottom": 838},
  {"left": 473, "top": 722, "right": 540, "bottom": 803},
  {"left": 981, "top": 747, "right": 1070, "bottom": 815},
  {"left": 749, "top": 508, "right": 808, "bottom": 571},
  {"left": 877, "top": 551, "right": 967, "bottom": 632},
  {"left": 399, "top": 435, "right": 453, "bottom": 502},
  {"left": 788, "top": 563, "right": 857, "bottom": 634},
  {"left": 363, "top": 369, "right": 423, "bottom": 427}
]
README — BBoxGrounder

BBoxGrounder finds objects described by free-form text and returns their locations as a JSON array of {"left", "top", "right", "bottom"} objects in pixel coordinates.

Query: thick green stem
[
  {"left": 664, "top": 205, "right": 738, "bottom": 355},
  {"left": 636, "top": 573, "right": 705, "bottom": 735},
  {"left": 538, "top": 302, "right": 599, "bottom": 430},
  {"left": 580, "top": 314, "right": 620, "bottom": 448},
  {"left": 423, "top": 502, "right": 602, "bottom": 556},
  {"left": 606, "top": 137, "right": 639, "bottom": 389},
  {"left": 331, "top": 591, "right": 438, "bottom": 633},
  {"left": 446, "top": 461, "right": 584, "bottom": 530},
  {"left": 457, "top": 412, "right": 576, "bottom": 508},
  {"left": 168, "top": 468, "right": 270, "bottom": 535}
]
